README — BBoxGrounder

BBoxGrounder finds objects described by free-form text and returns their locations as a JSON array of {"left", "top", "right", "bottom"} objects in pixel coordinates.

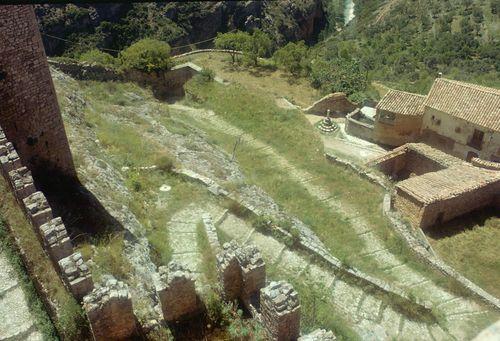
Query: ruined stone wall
[
  {"left": 372, "top": 111, "right": 422, "bottom": 147},
  {"left": 0, "top": 126, "right": 93, "bottom": 301},
  {"left": 419, "top": 182, "right": 500, "bottom": 229},
  {"left": 304, "top": 93, "right": 357, "bottom": 116},
  {"left": 421, "top": 107, "right": 500, "bottom": 162},
  {"left": 345, "top": 109, "right": 374, "bottom": 141},
  {"left": 0, "top": 6, "right": 75, "bottom": 179}
]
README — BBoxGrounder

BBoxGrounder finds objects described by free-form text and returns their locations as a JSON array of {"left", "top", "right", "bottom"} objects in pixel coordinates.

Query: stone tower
[{"left": 0, "top": 5, "right": 76, "bottom": 179}]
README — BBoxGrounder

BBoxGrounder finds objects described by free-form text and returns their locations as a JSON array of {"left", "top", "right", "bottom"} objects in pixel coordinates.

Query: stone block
[
  {"left": 299, "top": 329, "right": 336, "bottom": 340},
  {"left": 0, "top": 142, "right": 22, "bottom": 175},
  {"left": 202, "top": 213, "right": 221, "bottom": 252},
  {"left": 83, "top": 276, "right": 136, "bottom": 340},
  {"left": 40, "top": 217, "right": 73, "bottom": 262},
  {"left": 235, "top": 244, "right": 266, "bottom": 299},
  {"left": 0, "top": 128, "right": 6, "bottom": 145},
  {"left": 156, "top": 262, "right": 199, "bottom": 323},
  {"left": 22, "top": 191, "right": 53, "bottom": 229},
  {"left": 216, "top": 241, "right": 242, "bottom": 301},
  {"left": 8, "top": 166, "right": 36, "bottom": 200},
  {"left": 59, "top": 252, "right": 93, "bottom": 300},
  {"left": 261, "top": 281, "right": 300, "bottom": 341}
]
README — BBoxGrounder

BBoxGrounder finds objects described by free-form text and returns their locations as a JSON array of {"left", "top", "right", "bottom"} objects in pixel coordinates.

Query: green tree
[
  {"left": 273, "top": 41, "right": 309, "bottom": 76},
  {"left": 79, "top": 49, "right": 118, "bottom": 67},
  {"left": 243, "top": 29, "right": 272, "bottom": 66},
  {"left": 309, "top": 58, "right": 367, "bottom": 96},
  {"left": 214, "top": 31, "right": 250, "bottom": 63},
  {"left": 120, "top": 38, "right": 172, "bottom": 72}
]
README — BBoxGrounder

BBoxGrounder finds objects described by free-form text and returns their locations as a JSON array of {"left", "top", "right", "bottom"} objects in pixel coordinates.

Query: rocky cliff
[{"left": 35, "top": 1, "right": 326, "bottom": 56}]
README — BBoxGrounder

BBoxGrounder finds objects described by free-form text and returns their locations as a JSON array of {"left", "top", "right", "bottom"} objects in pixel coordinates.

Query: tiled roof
[
  {"left": 396, "top": 165, "right": 500, "bottom": 204},
  {"left": 423, "top": 78, "right": 500, "bottom": 132},
  {"left": 376, "top": 90, "right": 426, "bottom": 116}
]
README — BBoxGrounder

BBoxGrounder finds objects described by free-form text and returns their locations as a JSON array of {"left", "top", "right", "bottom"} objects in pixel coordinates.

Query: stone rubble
[
  {"left": 58, "top": 252, "right": 93, "bottom": 300},
  {"left": 83, "top": 276, "right": 137, "bottom": 340},
  {"left": 299, "top": 329, "right": 337, "bottom": 341},
  {"left": 235, "top": 244, "right": 266, "bottom": 300},
  {"left": 39, "top": 217, "right": 73, "bottom": 263},
  {"left": 261, "top": 281, "right": 301, "bottom": 341},
  {"left": 202, "top": 212, "right": 221, "bottom": 253},
  {"left": 156, "top": 262, "right": 200, "bottom": 323}
]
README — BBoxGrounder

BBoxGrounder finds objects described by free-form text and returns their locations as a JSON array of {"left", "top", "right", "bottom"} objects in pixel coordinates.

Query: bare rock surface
[{"left": 0, "top": 250, "right": 43, "bottom": 341}]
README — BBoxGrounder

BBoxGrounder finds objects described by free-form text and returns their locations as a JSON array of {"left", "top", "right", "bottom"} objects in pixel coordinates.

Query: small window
[
  {"left": 468, "top": 129, "right": 484, "bottom": 150},
  {"left": 455, "top": 127, "right": 461, "bottom": 133},
  {"left": 0, "top": 70, "right": 6, "bottom": 81}
]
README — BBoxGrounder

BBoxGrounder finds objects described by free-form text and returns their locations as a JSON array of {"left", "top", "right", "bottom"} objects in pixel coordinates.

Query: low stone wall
[
  {"left": 0, "top": 125, "right": 94, "bottom": 303},
  {"left": 304, "top": 93, "right": 358, "bottom": 116},
  {"left": 345, "top": 109, "right": 374, "bottom": 141},
  {"left": 83, "top": 276, "right": 137, "bottom": 340},
  {"left": 471, "top": 157, "right": 500, "bottom": 171},
  {"left": 172, "top": 48, "right": 243, "bottom": 60},
  {"left": 155, "top": 262, "right": 200, "bottom": 323},
  {"left": 261, "top": 281, "right": 301, "bottom": 341}
]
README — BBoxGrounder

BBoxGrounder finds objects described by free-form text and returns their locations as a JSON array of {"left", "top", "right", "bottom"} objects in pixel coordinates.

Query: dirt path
[
  {"left": 0, "top": 250, "right": 43, "bottom": 340},
  {"left": 171, "top": 103, "right": 495, "bottom": 339}
]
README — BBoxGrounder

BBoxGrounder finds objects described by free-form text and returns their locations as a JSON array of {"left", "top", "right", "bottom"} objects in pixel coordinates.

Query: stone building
[
  {"left": 370, "top": 143, "right": 500, "bottom": 229},
  {"left": 420, "top": 78, "right": 500, "bottom": 162},
  {"left": 372, "top": 90, "right": 426, "bottom": 147},
  {"left": 0, "top": 5, "right": 76, "bottom": 179}
]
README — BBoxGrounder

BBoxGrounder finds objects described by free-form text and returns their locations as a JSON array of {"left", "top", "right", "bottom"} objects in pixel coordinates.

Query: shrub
[
  {"left": 252, "top": 215, "right": 273, "bottom": 232},
  {"left": 78, "top": 49, "right": 118, "bottom": 67},
  {"left": 120, "top": 39, "right": 172, "bottom": 72},
  {"left": 273, "top": 41, "right": 309, "bottom": 76},
  {"left": 199, "top": 68, "right": 216, "bottom": 82},
  {"left": 155, "top": 152, "right": 175, "bottom": 173}
]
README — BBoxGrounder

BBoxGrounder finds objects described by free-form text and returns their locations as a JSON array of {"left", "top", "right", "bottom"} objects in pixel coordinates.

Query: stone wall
[
  {"left": 156, "top": 262, "right": 200, "bottom": 323},
  {"left": 0, "top": 5, "right": 76, "bottom": 179},
  {"left": 372, "top": 111, "right": 422, "bottom": 147},
  {"left": 304, "top": 93, "right": 357, "bottom": 116},
  {"left": 0, "top": 125, "right": 94, "bottom": 302},
  {"left": 83, "top": 276, "right": 137, "bottom": 340},
  {"left": 345, "top": 109, "right": 374, "bottom": 141},
  {"left": 260, "top": 281, "right": 300, "bottom": 341}
]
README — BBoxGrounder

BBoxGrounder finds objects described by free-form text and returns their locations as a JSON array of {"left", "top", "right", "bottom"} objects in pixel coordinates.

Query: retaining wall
[{"left": 345, "top": 109, "right": 375, "bottom": 141}]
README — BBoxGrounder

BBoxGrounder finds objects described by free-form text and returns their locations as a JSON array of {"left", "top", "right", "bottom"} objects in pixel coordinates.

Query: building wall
[
  {"left": 0, "top": 6, "right": 76, "bottom": 179},
  {"left": 418, "top": 181, "right": 500, "bottom": 229},
  {"left": 373, "top": 149, "right": 445, "bottom": 180},
  {"left": 421, "top": 107, "right": 500, "bottom": 162},
  {"left": 372, "top": 110, "right": 422, "bottom": 147},
  {"left": 393, "top": 188, "right": 424, "bottom": 228},
  {"left": 345, "top": 109, "right": 374, "bottom": 141}
]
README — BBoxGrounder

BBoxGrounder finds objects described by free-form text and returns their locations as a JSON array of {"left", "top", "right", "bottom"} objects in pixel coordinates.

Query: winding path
[{"left": 171, "top": 103, "right": 496, "bottom": 339}]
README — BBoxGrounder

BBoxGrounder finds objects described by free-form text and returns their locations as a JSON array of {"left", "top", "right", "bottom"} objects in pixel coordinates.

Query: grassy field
[
  {"left": 427, "top": 208, "right": 500, "bottom": 298},
  {"left": 183, "top": 52, "right": 321, "bottom": 108}
]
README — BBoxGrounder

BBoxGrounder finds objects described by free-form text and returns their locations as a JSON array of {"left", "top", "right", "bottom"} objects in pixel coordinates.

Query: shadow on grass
[{"left": 425, "top": 206, "right": 499, "bottom": 240}]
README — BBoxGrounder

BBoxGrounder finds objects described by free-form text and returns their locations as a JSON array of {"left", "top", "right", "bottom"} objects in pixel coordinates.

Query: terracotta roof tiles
[{"left": 376, "top": 90, "right": 426, "bottom": 116}]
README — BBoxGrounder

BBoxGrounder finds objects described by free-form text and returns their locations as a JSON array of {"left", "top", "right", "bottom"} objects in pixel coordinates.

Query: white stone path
[
  {"left": 172, "top": 104, "right": 497, "bottom": 339},
  {"left": 0, "top": 249, "right": 43, "bottom": 341}
]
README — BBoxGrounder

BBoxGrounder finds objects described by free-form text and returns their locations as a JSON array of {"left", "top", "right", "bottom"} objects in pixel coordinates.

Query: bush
[
  {"left": 78, "top": 49, "right": 118, "bottom": 67},
  {"left": 120, "top": 39, "right": 172, "bottom": 72},
  {"left": 155, "top": 152, "right": 175, "bottom": 173},
  {"left": 199, "top": 68, "right": 216, "bottom": 82},
  {"left": 273, "top": 41, "right": 309, "bottom": 76}
]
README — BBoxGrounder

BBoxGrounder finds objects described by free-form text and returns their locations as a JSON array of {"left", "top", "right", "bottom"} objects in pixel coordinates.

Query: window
[
  {"left": 0, "top": 70, "right": 6, "bottom": 81},
  {"left": 468, "top": 129, "right": 484, "bottom": 150}
]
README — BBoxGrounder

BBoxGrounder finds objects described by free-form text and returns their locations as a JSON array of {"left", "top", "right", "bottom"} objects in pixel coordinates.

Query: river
[{"left": 344, "top": 0, "right": 355, "bottom": 25}]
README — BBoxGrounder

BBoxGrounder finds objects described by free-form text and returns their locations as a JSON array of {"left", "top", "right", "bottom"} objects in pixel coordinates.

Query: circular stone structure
[{"left": 316, "top": 110, "right": 339, "bottom": 134}]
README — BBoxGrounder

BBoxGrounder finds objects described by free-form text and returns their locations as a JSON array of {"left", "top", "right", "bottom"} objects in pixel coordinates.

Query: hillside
[{"left": 315, "top": 0, "right": 500, "bottom": 95}]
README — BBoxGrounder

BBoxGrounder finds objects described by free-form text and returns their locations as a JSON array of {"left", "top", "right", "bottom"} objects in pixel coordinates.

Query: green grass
[
  {"left": 196, "top": 220, "right": 218, "bottom": 284},
  {"left": 0, "top": 176, "right": 89, "bottom": 340}
]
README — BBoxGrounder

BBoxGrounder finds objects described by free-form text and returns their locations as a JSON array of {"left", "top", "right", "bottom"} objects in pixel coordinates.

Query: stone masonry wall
[
  {"left": 83, "top": 276, "right": 137, "bottom": 340},
  {"left": 261, "top": 281, "right": 301, "bottom": 341},
  {"left": 304, "top": 93, "right": 358, "bottom": 116},
  {"left": 0, "top": 125, "right": 93, "bottom": 302},
  {"left": 0, "top": 5, "right": 76, "bottom": 179}
]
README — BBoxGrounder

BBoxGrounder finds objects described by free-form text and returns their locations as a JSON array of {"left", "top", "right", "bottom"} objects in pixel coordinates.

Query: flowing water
[{"left": 344, "top": 0, "right": 355, "bottom": 25}]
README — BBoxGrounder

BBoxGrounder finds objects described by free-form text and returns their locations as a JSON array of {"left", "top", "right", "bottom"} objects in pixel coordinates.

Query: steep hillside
[
  {"left": 315, "top": 0, "right": 499, "bottom": 94},
  {"left": 36, "top": 1, "right": 328, "bottom": 56}
]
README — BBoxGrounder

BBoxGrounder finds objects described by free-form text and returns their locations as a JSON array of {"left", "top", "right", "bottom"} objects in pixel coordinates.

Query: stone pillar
[
  {"left": 58, "top": 252, "right": 93, "bottom": 300},
  {"left": 216, "top": 241, "right": 242, "bottom": 301},
  {"left": 299, "top": 329, "right": 336, "bottom": 340},
  {"left": 0, "top": 142, "right": 22, "bottom": 175},
  {"left": 40, "top": 217, "right": 73, "bottom": 262},
  {"left": 235, "top": 244, "right": 266, "bottom": 300},
  {"left": 83, "top": 276, "right": 137, "bottom": 341},
  {"left": 22, "top": 191, "right": 53, "bottom": 229},
  {"left": 8, "top": 166, "right": 36, "bottom": 200},
  {"left": 0, "top": 6, "right": 76, "bottom": 179},
  {"left": 156, "top": 262, "right": 200, "bottom": 323},
  {"left": 261, "top": 281, "right": 300, "bottom": 341}
]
